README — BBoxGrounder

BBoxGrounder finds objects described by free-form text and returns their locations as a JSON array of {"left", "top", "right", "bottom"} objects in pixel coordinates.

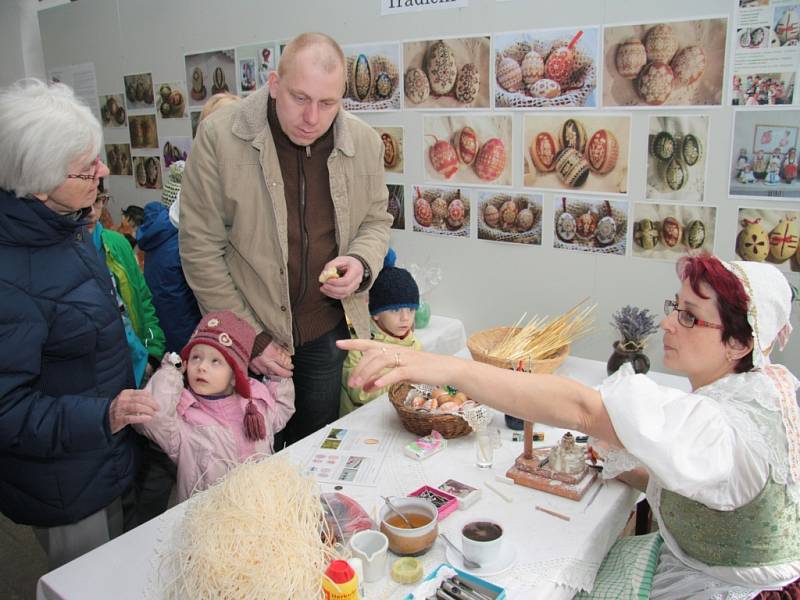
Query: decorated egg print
[
  {"left": 736, "top": 218, "right": 769, "bottom": 262},
  {"left": 651, "top": 131, "right": 675, "bottom": 162},
  {"left": 684, "top": 220, "right": 706, "bottom": 249},
  {"left": 387, "top": 190, "right": 401, "bottom": 226},
  {"left": 776, "top": 7, "right": 800, "bottom": 45},
  {"left": 769, "top": 216, "right": 799, "bottom": 262},
  {"left": 500, "top": 200, "right": 518, "bottom": 228},
  {"left": 374, "top": 72, "right": 393, "bottom": 100},
  {"left": 381, "top": 133, "right": 397, "bottom": 169},
  {"left": 414, "top": 197, "right": 433, "bottom": 227},
  {"left": 544, "top": 45, "right": 574, "bottom": 85},
  {"left": 404, "top": 68, "right": 430, "bottom": 104},
  {"left": 352, "top": 54, "right": 372, "bottom": 101},
  {"left": 429, "top": 137, "right": 459, "bottom": 179},
  {"left": 431, "top": 196, "right": 448, "bottom": 221},
  {"left": 615, "top": 38, "right": 647, "bottom": 79},
  {"left": 528, "top": 78, "right": 561, "bottom": 99},
  {"left": 671, "top": 46, "right": 706, "bottom": 86},
  {"left": 503, "top": 41, "right": 532, "bottom": 64},
  {"left": 483, "top": 204, "right": 500, "bottom": 228},
  {"left": 426, "top": 40, "right": 457, "bottom": 95},
  {"left": 521, "top": 50, "right": 545, "bottom": 85},
  {"left": 497, "top": 57, "right": 523, "bottom": 93},
  {"left": 661, "top": 217, "right": 683, "bottom": 248},
  {"left": 664, "top": 157, "right": 688, "bottom": 191},
  {"left": 595, "top": 216, "right": 617, "bottom": 246},
  {"left": 516, "top": 207, "right": 535, "bottom": 231},
  {"left": 645, "top": 24, "right": 678, "bottom": 64},
  {"left": 446, "top": 198, "right": 466, "bottom": 229},
  {"left": 554, "top": 147, "right": 590, "bottom": 188},
  {"left": 635, "top": 219, "right": 660, "bottom": 250},
  {"left": 557, "top": 211, "right": 577, "bottom": 242},
  {"left": 681, "top": 134, "right": 702, "bottom": 167},
  {"left": 585, "top": 129, "right": 619, "bottom": 175},
  {"left": 455, "top": 63, "right": 480, "bottom": 104},
  {"left": 474, "top": 138, "right": 506, "bottom": 181},
  {"left": 576, "top": 211, "right": 598, "bottom": 240},
  {"left": 454, "top": 126, "right": 478, "bottom": 165},
  {"left": 637, "top": 62, "right": 674, "bottom": 105},
  {"left": 530, "top": 132, "right": 558, "bottom": 173},
  {"left": 559, "top": 119, "right": 587, "bottom": 153}
]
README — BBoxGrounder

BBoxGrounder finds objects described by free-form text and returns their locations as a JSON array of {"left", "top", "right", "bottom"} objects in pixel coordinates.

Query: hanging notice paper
[
  {"left": 47, "top": 62, "right": 100, "bottom": 120},
  {"left": 303, "top": 428, "right": 396, "bottom": 487}
]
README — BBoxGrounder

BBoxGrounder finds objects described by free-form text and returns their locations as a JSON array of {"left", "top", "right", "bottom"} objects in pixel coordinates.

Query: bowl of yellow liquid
[{"left": 379, "top": 497, "right": 438, "bottom": 556}]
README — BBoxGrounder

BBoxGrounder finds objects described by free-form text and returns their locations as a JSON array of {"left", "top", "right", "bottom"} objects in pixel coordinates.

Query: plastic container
[
  {"left": 408, "top": 485, "right": 458, "bottom": 520},
  {"left": 323, "top": 559, "right": 358, "bottom": 600}
]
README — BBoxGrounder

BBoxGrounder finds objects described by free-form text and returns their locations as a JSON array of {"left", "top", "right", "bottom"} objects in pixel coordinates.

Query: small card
[
  {"left": 437, "top": 478, "right": 481, "bottom": 509},
  {"left": 404, "top": 431, "right": 446, "bottom": 461}
]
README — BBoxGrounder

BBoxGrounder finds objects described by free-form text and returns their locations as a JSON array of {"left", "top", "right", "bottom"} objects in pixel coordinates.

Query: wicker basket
[
  {"left": 388, "top": 382, "right": 473, "bottom": 439},
  {"left": 467, "top": 327, "right": 570, "bottom": 373}
]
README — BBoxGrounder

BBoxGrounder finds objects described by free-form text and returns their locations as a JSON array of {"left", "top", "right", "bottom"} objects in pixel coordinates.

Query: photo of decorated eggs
[
  {"left": 737, "top": 219, "right": 769, "bottom": 262},
  {"left": 684, "top": 219, "right": 706, "bottom": 249},
  {"left": 429, "top": 138, "right": 458, "bottom": 179},
  {"left": 644, "top": 24, "right": 678, "bottom": 64},
  {"left": 650, "top": 131, "right": 675, "bottom": 161},
  {"left": 517, "top": 207, "right": 535, "bottom": 231},
  {"left": 530, "top": 132, "right": 558, "bottom": 172},
  {"left": 454, "top": 126, "right": 478, "bottom": 165},
  {"left": 387, "top": 189, "right": 401, "bottom": 225},
  {"left": 426, "top": 40, "right": 457, "bottom": 95},
  {"left": 576, "top": 211, "right": 598, "bottom": 240},
  {"left": 664, "top": 157, "right": 688, "bottom": 191},
  {"left": 671, "top": 46, "right": 706, "bottom": 85},
  {"left": 352, "top": 54, "right": 372, "bottom": 101},
  {"left": 634, "top": 219, "right": 660, "bottom": 250},
  {"left": 374, "top": 72, "right": 393, "bottom": 100},
  {"left": 595, "top": 215, "right": 617, "bottom": 246},
  {"left": 414, "top": 197, "right": 433, "bottom": 227},
  {"left": 615, "top": 38, "right": 647, "bottom": 79},
  {"left": 497, "top": 57, "right": 523, "bottom": 93},
  {"left": 556, "top": 210, "right": 577, "bottom": 242},
  {"left": 446, "top": 198, "right": 466, "bottom": 229},
  {"left": 528, "top": 78, "right": 561, "bottom": 99},
  {"left": 500, "top": 200, "right": 518, "bottom": 228},
  {"left": 503, "top": 40, "right": 532, "bottom": 64},
  {"left": 521, "top": 50, "right": 545, "bottom": 85},
  {"left": 474, "top": 138, "right": 506, "bottom": 181},
  {"left": 661, "top": 217, "right": 683, "bottom": 247},
  {"left": 637, "top": 62, "right": 674, "bottom": 105},
  {"left": 585, "top": 129, "right": 619, "bottom": 174},
  {"left": 681, "top": 134, "right": 702, "bottom": 166},
  {"left": 404, "top": 68, "right": 430, "bottom": 104},
  {"left": 544, "top": 45, "right": 575, "bottom": 85},
  {"left": 769, "top": 216, "right": 799, "bottom": 262},
  {"left": 554, "top": 147, "right": 590, "bottom": 188},
  {"left": 559, "top": 119, "right": 587, "bottom": 153},
  {"left": 483, "top": 204, "right": 500, "bottom": 228},
  {"left": 431, "top": 196, "right": 448, "bottom": 221},
  {"left": 453, "top": 63, "right": 480, "bottom": 104},
  {"left": 381, "top": 133, "right": 397, "bottom": 169}
]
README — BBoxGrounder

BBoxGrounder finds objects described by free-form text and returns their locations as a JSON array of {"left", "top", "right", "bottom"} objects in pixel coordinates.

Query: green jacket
[
  {"left": 99, "top": 227, "right": 166, "bottom": 362},
  {"left": 340, "top": 325, "right": 421, "bottom": 415}
]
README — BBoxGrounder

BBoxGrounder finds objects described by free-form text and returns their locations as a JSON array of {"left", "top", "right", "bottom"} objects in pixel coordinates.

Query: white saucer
[{"left": 445, "top": 541, "right": 517, "bottom": 577}]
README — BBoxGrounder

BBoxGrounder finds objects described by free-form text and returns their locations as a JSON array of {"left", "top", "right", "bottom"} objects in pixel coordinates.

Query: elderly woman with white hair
[{"left": 0, "top": 79, "right": 158, "bottom": 568}]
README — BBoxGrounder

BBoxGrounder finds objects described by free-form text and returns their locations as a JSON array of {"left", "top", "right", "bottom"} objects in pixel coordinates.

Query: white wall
[{"left": 36, "top": 0, "right": 800, "bottom": 373}]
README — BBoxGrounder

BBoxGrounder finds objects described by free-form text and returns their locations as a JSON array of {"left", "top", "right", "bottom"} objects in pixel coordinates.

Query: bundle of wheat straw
[{"left": 488, "top": 299, "right": 596, "bottom": 361}]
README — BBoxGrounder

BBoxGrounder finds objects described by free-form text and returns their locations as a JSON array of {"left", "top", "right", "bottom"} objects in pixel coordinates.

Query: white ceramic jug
[{"left": 349, "top": 530, "right": 389, "bottom": 583}]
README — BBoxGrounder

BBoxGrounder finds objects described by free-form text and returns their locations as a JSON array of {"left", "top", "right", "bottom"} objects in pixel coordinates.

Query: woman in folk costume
[{"left": 338, "top": 254, "right": 800, "bottom": 599}]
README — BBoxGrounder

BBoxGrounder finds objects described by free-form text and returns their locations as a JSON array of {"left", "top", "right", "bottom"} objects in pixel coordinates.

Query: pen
[{"left": 535, "top": 505, "right": 571, "bottom": 521}]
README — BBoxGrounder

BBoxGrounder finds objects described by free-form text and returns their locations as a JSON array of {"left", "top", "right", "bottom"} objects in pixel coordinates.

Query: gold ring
[
  {"left": 381, "top": 347, "right": 387, "bottom": 355},
  {"left": 394, "top": 352, "right": 401, "bottom": 368}
]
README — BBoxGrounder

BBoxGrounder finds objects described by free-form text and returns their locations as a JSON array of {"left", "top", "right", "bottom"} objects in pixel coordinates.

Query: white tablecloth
[{"left": 36, "top": 356, "right": 689, "bottom": 600}]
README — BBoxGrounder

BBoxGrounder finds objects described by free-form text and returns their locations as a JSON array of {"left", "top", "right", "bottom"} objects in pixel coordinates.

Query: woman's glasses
[
  {"left": 67, "top": 156, "right": 102, "bottom": 181},
  {"left": 663, "top": 299, "right": 723, "bottom": 330}
]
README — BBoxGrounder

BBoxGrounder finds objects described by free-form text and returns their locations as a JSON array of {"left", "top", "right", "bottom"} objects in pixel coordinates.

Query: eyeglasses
[
  {"left": 67, "top": 156, "right": 102, "bottom": 181},
  {"left": 663, "top": 299, "right": 723, "bottom": 330}
]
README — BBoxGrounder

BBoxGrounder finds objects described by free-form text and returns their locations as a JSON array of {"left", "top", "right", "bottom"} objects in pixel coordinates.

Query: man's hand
[
  {"left": 250, "top": 341, "right": 294, "bottom": 378},
  {"left": 319, "top": 255, "right": 363, "bottom": 300},
  {"left": 108, "top": 389, "right": 159, "bottom": 434}
]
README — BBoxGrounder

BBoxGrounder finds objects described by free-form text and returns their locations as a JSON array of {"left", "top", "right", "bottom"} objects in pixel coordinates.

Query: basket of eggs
[{"left": 388, "top": 383, "right": 475, "bottom": 439}]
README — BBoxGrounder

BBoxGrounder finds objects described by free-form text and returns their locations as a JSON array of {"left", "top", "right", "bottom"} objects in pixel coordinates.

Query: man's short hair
[{"left": 278, "top": 32, "right": 346, "bottom": 86}]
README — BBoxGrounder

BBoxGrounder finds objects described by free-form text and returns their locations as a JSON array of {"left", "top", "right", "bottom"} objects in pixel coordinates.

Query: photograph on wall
[
  {"left": 184, "top": 48, "right": 236, "bottom": 108},
  {"left": 98, "top": 94, "right": 127, "bottom": 128},
  {"left": 411, "top": 185, "right": 471, "bottom": 238},
  {"left": 646, "top": 115, "right": 709, "bottom": 202},
  {"left": 123, "top": 72, "right": 154, "bottom": 110},
  {"left": 105, "top": 143, "right": 132, "bottom": 176},
  {"left": 736, "top": 207, "right": 800, "bottom": 272},
  {"left": 154, "top": 81, "right": 187, "bottom": 119},
  {"left": 602, "top": 17, "right": 727, "bottom": 107},
  {"left": 493, "top": 26, "right": 600, "bottom": 109},
  {"left": 553, "top": 196, "right": 628, "bottom": 256},
  {"left": 236, "top": 42, "right": 277, "bottom": 93},
  {"left": 732, "top": 72, "right": 795, "bottom": 106},
  {"left": 423, "top": 114, "right": 512, "bottom": 186},
  {"left": 631, "top": 202, "right": 716, "bottom": 260},
  {"left": 161, "top": 136, "right": 191, "bottom": 169},
  {"left": 128, "top": 114, "right": 158, "bottom": 149},
  {"left": 132, "top": 155, "right": 162, "bottom": 190},
  {"left": 341, "top": 42, "right": 402, "bottom": 111},
  {"left": 374, "top": 126, "right": 404, "bottom": 174},
  {"left": 523, "top": 113, "right": 630, "bottom": 194},
  {"left": 387, "top": 184, "right": 405, "bottom": 230},
  {"left": 190, "top": 111, "right": 202, "bottom": 138},
  {"left": 477, "top": 191, "right": 543, "bottom": 245},
  {"left": 403, "top": 35, "right": 491, "bottom": 109},
  {"left": 729, "top": 108, "right": 800, "bottom": 200}
]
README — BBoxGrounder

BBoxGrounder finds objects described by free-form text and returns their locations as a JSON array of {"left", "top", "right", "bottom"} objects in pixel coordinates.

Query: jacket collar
[
  {"left": 0, "top": 189, "right": 83, "bottom": 247},
  {"left": 230, "top": 86, "right": 355, "bottom": 157}
]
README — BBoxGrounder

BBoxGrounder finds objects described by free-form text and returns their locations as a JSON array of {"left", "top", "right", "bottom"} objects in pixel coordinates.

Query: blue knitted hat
[{"left": 368, "top": 250, "right": 420, "bottom": 316}]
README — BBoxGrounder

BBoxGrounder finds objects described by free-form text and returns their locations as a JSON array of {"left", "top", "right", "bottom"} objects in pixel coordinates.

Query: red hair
[{"left": 676, "top": 254, "right": 753, "bottom": 372}]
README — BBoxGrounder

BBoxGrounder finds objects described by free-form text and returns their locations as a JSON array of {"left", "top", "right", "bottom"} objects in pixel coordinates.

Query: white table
[
  {"left": 413, "top": 315, "right": 468, "bottom": 357},
  {"left": 37, "top": 356, "right": 689, "bottom": 600}
]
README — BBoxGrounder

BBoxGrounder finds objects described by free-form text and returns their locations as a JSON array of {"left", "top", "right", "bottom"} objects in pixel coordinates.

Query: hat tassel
[{"left": 244, "top": 399, "right": 266, "bottom": 441}]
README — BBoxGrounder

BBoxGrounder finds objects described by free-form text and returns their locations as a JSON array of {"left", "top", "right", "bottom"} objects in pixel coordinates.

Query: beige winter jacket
[{"left": 179, "top": 87, "right": 392, "bottom": 349}]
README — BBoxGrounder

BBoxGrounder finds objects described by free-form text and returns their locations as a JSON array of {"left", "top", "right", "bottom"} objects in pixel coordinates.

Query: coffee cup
[{"left": 460, "top": 519, "right": 504, "bottom": 565}]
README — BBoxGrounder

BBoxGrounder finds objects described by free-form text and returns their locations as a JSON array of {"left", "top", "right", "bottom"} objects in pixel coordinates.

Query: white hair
[{"left": 0, "top": 78, "right": 102, "bottom": 197}]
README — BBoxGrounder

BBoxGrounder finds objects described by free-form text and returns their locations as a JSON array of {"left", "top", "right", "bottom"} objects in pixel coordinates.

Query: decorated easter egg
[
  {"left": 430, "top": 195, "right": 448, "bottom": 221},
  {"left": 635, "top": 219, "right": 660, "bottom": 250},
  {"left": 387, "top": 190, "right": 401, "bottom": 225},
  {"left": 528, "top": 78, "right": 561, "bottom": 99},
  {"left": 446, "top": 198, "right": 466, "bottom": 229},
  {"left": 500, "top": 200, "right": 518, "bottom": 228},
  {"left": 517, "top": 208, "right": 535, "bottom": 231},
  {"left": 381, "top": 133, "right": 397, "bottom": 169},
  {"left": 615, "top": 38, "right": 647, "bottom": 79},
  {"left": 530, "top": 132, "right": 558, "bottom": 172},
  {"left": 681, "top": 134, "right": 702, "bottom": 167},
  {"left": 555, "top": 147, "right": 590, "bottom": 187},
  {"left": 474, "top": 138, "right": 506, "bottom": 181},
  {"left": 684, "top": 220, "right": 706, "bottom": 249},
  {"left": 769, "top": 216, "right": 799, "bottom": 262},
  {"left": 125, "top": 80, "right": 137, "bottom": 103},
  {"left": 374, "top": 72, "right": 393, "bottom": 100},
  {"left": 454, "top": 126, "right": 479, "bottom": 165},
  {"left": 576, "top": 211, "right": 598, "bottom": 240},
  {"left": 455, "top": 63, "right": 480, "bottom": 104},
  {"left": 426, "top": 40, "right": 457, "bottom": 95},
  {"left": 521, "top": 50, "right": 545, "bottom": 85},
  {"left": 637, "top": 62, "right": 674, "bottom": 105},
  {"left": 645, "top": 24, "right": 678, "bottom": 64},
  {"left": 503, "top": 41, "right": 533, "bottom": 64},
  {"left": 351, "top": 54, "right": 372, "bottom": 101},
  {"left": 776, "top": 7, "right": 800, "bottom": 45},
  {"left": 414, "top": 197, "right": 433, "bottom": 227},
  {"left": 595, "top": 216, "right": 617, "bottom": 246},
  {"left": 544, "top": 46, "right": 574, "bottom": 85},
  {"left": 664, "top": 157, "right": 688, "bottom": 191},
  {"left": 557, "top": 210, "right": 577, "bottom": 242},
  {"left": 134, "top": 79, "right": 146, "bottom": 102},
  {"left": 404, "top": 68, "right": 430, "bottom": 104},
  {"left": 671, "top": 46, "right": 706, "bottom": 86},
  {"left": 585, "top": 129, "right": 619, "bottom": 174},
  {"left": 114, "top": 106, "right": 126, "bottom": 125},
  {"left": 662, "top": 217, "right": 683, "bottom": 248},
  {"left": 737, "top": 218, "right": 769, "bottom": 262},
  {"left": 559, "top": 119, "right": 587, "bottom": 153},
  {"left": 159, "top": 84, "right": 172, "bottom": 102},
  {"left": 429, "top": 138, "right": 459, "bottom": 179},
  {"left": 102, "top": 105, "right": 112, "bottom": 124},
  {"left": 168, "top": 89, "right": 184, "bottom": 108},
  {"left": 143, "top": 85, "right": 154, "bottom": 105},
  {"left": 497, "top": 57, "right": 523, "bottom": 93},
  {"left": 483, "top": 204, "right": 500, "bottom": 228},
  {"left": 651, "top": 131, "right": 675, "bottom": 162}
]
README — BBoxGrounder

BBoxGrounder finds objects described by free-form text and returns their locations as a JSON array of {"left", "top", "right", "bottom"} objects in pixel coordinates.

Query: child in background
[
  {"left": 136, "top": 310, "right": 295, "bottom": 501},
  {"left": 340, "top": 251, "right": 422, "bottom": 415}
]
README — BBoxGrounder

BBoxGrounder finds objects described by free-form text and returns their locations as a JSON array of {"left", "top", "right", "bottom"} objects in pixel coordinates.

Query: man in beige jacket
[{"left": 180, "top": 33, "right": 391, "bottom": 446}]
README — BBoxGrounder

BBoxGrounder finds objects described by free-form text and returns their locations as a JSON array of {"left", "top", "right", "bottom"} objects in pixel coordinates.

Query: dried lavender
[{"left": 611, "top": 305, "right": 659, "bottom": 349}]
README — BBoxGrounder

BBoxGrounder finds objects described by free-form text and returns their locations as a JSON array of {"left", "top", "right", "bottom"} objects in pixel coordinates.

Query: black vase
[
  {"left": 607, "top": 341, "right": 650, "bottom": 376},
  {"left": 504, "top": 414, "right": 525, "bottom": 430}
]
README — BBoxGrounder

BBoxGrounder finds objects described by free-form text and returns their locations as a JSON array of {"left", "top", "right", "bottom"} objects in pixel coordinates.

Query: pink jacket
[{"left": 135, "top": 364, "right": 294, "bottom": 501}]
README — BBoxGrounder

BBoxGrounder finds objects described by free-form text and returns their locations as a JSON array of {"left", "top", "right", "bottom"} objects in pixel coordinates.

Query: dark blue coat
[
  {"left": 0, "top": 190, "right": 140, "bottom": 527},
  {"left": 137, "top": 202, "right": 201, "bottom": 353}
]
